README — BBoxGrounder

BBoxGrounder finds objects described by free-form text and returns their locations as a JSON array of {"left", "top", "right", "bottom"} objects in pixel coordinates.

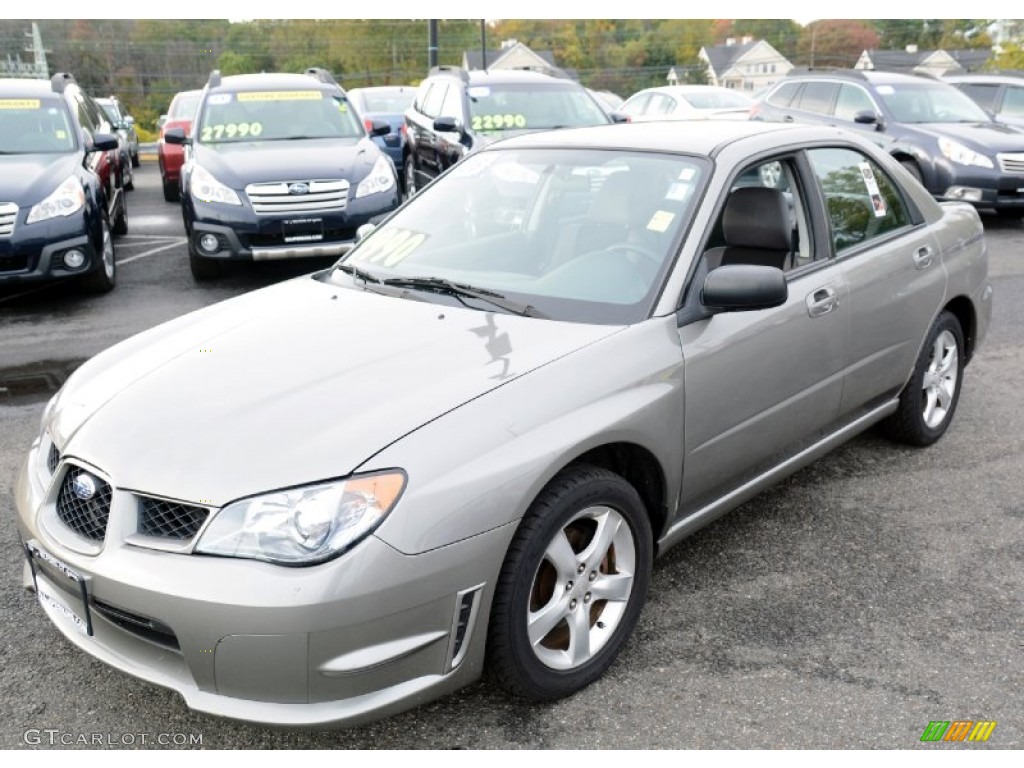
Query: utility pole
[
  {"left": 480, "top": 20, "right": 487, "bottom": 71},
  {"left": 23, "top": 22, "right": 50, "bottom": 78},
  {"left": 428, "top": 20, "right": 438, "bottom": 69}
]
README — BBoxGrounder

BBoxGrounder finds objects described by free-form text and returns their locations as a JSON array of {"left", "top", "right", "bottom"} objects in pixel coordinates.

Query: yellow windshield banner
[
  {"left": 237, "top": 91, "right": 322, "bottom": 102},
  {"left": 0, "top": 99, "right": 41, "bottom": 109}
]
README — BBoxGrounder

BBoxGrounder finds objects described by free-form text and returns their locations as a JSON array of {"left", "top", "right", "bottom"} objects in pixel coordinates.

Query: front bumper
[
  {"left": 931, "top": 160, "right": 1024, "bottom": 210},
  {"left": 14, "top": 441, "right": 513, "bottom": 727},
  {"left": 185, "top": 190, "right": 400, "bottom": 263},
  {"left": 0, "top": 211, "right": 100, "bottom": 286}
]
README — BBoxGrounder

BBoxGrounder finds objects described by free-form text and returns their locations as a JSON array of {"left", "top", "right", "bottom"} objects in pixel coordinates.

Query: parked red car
[{"left": 158, "top": 89, "right": 202, "bottom": 202}]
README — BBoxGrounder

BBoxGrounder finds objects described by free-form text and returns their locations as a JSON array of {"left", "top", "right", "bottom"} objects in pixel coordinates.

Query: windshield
[
  {"left": 0, "top": 96, "right": 76, "bottom": 154},
  {"left": 358, "top": 88, "right": 414, "bottom": 113},
  {"left": 682, "top": 90, "right": 752, "bottom": 110},
  {"left": 197, "top": 89, "right": 362, "bottom": 143},
  {"left": 332, "top": 148, "right": 707, "bottom": 324},
  {"left": 876, "top": 82, "right": 990, "bottom": 123},
  {"left": 168, "top": 91, "right": 202, "bottom": 121},
  {"left": 467, "top": 83, "right": 609, "bottom": 132}
]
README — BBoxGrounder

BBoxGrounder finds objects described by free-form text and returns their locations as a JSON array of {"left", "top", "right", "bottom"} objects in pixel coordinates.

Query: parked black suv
[
  {"left": 165, "top": 68, "right": 401, "bottom": 280},
  {"left": 753, "top": 69, "right": 1024, "bottom": 215},
  {"left": 0, "top": 73, "right": 127, "bottom": 293},
  {"left": 403, "top": 67, "right": 613, "bottom": 196}
]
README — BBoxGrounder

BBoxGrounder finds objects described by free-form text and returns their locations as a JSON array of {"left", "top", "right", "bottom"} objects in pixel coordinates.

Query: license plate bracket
[
  {"left": 24, "top": 541, "right": 93, "bottom": 636},
  {"left": 282, "top": 218, "right": 324, "bottom": 244}
]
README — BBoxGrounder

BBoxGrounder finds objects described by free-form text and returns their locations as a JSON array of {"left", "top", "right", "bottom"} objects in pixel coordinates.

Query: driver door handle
[
  {"left": 913, "top": 245, "right": 934, "bottom": 270},
  {"left": 806, "top": 286, "right": 838, "bottom": 318}
]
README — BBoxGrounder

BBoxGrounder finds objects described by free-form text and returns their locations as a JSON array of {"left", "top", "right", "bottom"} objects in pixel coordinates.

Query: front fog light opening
[
  {"left": 198, "top": 234, "right": 221, "bottom": 254},
  {"left": 62, "top": 249, "right": 86, "bottom": 269},
  {"left": 944, "top": 186, "right": 984, "bottom": 202}
]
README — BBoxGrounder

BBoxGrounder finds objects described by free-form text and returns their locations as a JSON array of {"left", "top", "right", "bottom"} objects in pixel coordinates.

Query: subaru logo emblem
[
  {"left": 288, "top": 183, "right": 310, "bottom": 195},
  {"left": 72, "top": 472, "right": 97, "bottom": 501}
]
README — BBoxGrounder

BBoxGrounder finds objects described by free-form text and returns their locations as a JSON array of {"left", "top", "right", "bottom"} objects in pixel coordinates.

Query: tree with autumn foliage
[{"left": 795, "top": 20, "right": 880, "bottom": 68}]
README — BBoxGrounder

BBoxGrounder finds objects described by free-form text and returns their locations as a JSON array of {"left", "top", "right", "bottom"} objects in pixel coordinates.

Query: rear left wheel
[{"left": 487, "top": 464, "right": 652, "bottom": 701}]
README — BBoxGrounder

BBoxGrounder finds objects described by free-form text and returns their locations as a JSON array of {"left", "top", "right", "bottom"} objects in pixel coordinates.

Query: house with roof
[
  {"left": 692, "top": 36, "right": 794, "bottom": 92},
  {"left": 855, "top": 46, "right": 992, "bottom": 77},
  {"left": 462, "top": 39, "right": 573, "bottom": 80}
]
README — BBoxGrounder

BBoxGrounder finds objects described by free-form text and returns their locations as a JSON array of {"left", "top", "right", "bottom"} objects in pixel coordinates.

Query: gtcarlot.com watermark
[{"left": 24, "top": 729, "right": 202, "bottom": 747}]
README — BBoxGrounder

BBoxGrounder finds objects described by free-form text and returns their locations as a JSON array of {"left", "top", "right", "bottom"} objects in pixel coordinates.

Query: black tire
[
  {"left": 131, "top": 151, "right": 140, "bottom": 169},
  {"left": 80, "top": 216, "right": 116, "bottom": 294},
  {"left": 882, "top": 311, "right": 965, "bottom": 447},
  {"left": 403, "top": 157, "right": 417, "bottom": 200},
  {"left": 123, "top": 161, "right": 134, "bottom": 191},
  {"left": 112, "top": 193, "right": 128, "bottom": 235},
  {"left": 163, "top": 177, "right": 180, "bottom": 203},
  {"left": 899, "top": 159, "right": 924, "bottom": 186},
  {"left": 487, "top": 464, "right": 652, "bottom": 701},
  {"left": 189, "top": 241, "right": 224, "bottom": 281}
]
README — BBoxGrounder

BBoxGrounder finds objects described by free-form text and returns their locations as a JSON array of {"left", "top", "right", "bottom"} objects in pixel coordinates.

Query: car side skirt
[{"left": 658, "top": 397, "right": 899, "bottom": 553}]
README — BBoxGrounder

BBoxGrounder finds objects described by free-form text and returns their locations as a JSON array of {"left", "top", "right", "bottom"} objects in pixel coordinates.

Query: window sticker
[
  {"left": 55, "top": 130, "right": 67, "bottom": 139},
  {"left": 647, "top": 210, "right": 676, "bottom": 233},
  {"left": 471, "top": 114, "right": 527, "bottom": 131},
  {"left": 0, "top": 98, "right": 40, "bottom": 109},
  {"left": 200, "top": 122, "right": 263, "bottom": 141},
  {"left": 236, "top": 90, "right": 322, "bottom": 102},
  {"left": 353, "top": 228, "right": 429, "bottom": 268},
  {"left": 678, "top": 167, "right": 696, "bottom": 181},
  {"left": 876, "top": 85, "right": 895, "bottom": 95},
  {"left": 207, "top": 93, "right": 232, "bottom": 105},
  {"left": 337, "top": 102, "right": 348, "bottom": 113},
  {"left": 665, "top": 182, "right": 692, "bottom": 202},
  {"left": 468, "top": 86, "right": 491, "bottom": 98},
  {"left": 858, "top": 162, "right": 887, "bottom": 217}
]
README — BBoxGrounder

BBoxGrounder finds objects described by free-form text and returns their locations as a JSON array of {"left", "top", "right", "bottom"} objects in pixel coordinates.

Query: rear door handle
[
  {"left": 783, "top": 114, "right": 794, "bottom": 122},
  {"left": 913, "top": 246, "right": 934, "bottom": 270},
  {"left": 806, "top": 286, "right": 838, "bottom": 318}
]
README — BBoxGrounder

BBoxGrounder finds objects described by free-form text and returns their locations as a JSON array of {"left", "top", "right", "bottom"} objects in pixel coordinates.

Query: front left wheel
[
  {"left": 487, "top": 464, "right": 652, "bottom": 701},
  {"left": 80, "top": 215, "right": 116, "bottom": 293}
]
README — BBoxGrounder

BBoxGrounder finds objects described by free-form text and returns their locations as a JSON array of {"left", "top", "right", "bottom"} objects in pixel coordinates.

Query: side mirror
[
  {"left": 355, "top": 223, "right": 376, "bottom": 243},
  {"left": 853, "top": 110, "right": 884, "bottom": 130},
  {"left": 610, "top": 111, "right": 630, "bottom": 124},
  {"left": 433, "top": 115, "right": 461, "bottom": 134},
  {"left": 370, "top": 119, "right": 391, "bottom": 137},
  {"left": 701, "top": 264, "right": 787, "bottom": 313},
  {"left": 157, "top": 114, "right": 168, "bottom": 129},
  {"left": 163, "top": 127, "right": 190, "bottom": 146},
  {"left": 124, "top": 115, "right": 135, "bottom": 126},
  {"left": 90, "top": 133, "right": 119, "bottom": 152}
]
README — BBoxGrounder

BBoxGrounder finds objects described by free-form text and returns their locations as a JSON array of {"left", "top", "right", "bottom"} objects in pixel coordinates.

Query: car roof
[
  {"left": 489, "top": 120, "right": 817, "bottom": 156},
  {"left": 440, "top": 69, "right": 577, "bottom": 87},
  {"left": 944, "top": 73, "right": 1024, "bottom": 85},
  {"left": 212, "top": 73, "right": 340, "bottom": 93},
  {"left": 0, "top": 77, "right": 68, "bottom": 97},
  {"left": 785, "top": 69, "right": 941, "bottom": 86},
  {"left": 635, "top": 85, "right": 744, "bottom": 96}
]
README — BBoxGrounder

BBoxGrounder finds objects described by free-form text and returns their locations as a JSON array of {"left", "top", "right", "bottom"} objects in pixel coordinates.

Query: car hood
[
  {"left": 53, "top": 275, "right": 621, "bottom": 505},
  {"left": 916, "top": 121, "right": 1024, "bottom": 152},
  {"left": 0, "top": 152, "right": 80, "bottom": 203},
  {"left": 193, "top": 137, "right": 381, "bottom": 187}
]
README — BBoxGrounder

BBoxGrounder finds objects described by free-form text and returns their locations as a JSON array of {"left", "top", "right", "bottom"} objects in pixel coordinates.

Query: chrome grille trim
[
  {"left": 997, "top": 153, "right": 1024, "bottom": 175},
  {"left": 0, "top": 202, "right": 17, "bottom": 237},
  {"left": 244, "top": 179, "right": 349, "bottom": 215}
]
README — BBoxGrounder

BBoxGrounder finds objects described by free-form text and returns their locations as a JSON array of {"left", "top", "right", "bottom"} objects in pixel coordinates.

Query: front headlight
[
  {"left": 355, "top": 155, "right": 396, "bottom": 199},
  {"left": 26, "top": 176, "right": 85, "bottom": 224},
  {"left": 938, "top": 137, "right": 994, "bottom": 169},
  {"left": 190, "top": 164, "right": 242, "bottom": 205},
  {"left": 195, "top": 471, "right": 406, "bottom": 565}
]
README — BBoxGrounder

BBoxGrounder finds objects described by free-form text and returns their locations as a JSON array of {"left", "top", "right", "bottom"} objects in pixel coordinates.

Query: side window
[
  {"left": 421, "top": 82, "right": 448, "bottom": 119},
  {"left": 413, "top": 82, "right": 431, "bottom": 113},
  {"left": 796, "top": 82, "right": 838, "bottom": 115},
  {"left": 621, "top": 92, "right": 650, "bottom": 116},
  {"left": 73, "top": 93, "right": 97, "bottom": 139},
  {"left": 958, "top": 83, "right": 1000, "bottom": 112},
  {"left": 808, "top": 148, "right": 913, "bottom": 254},
  {"left": 84, "top": 96, "right": 111, "bottom": 133},
  {"left": 767, "top": 81, "right": 800, "bottom": 107},
  {"left": 647, "top": 94, "right": 675, "bottom": 115},
  {"left": 834, "top": 84, "right": 875, "bottom": 121},
  {"left": 439, "top": 84, "right": 464, "bottom": 122},
  {"left": 1001, "top": 86, "right": 1024, "bottom": 119}
]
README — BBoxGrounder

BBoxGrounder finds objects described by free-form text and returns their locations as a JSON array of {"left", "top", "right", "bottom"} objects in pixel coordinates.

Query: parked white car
[{"left": 620, "top": 85, "right": 754, "bottom": 121}]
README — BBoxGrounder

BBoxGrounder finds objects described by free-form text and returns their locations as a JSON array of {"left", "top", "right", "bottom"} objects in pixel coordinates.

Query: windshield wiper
[
  {"left": 336, "top": 263, "right": 382, "bottom": 284},
  {"left": 381, "top": 276, "right": 545, "bottom": 318}
]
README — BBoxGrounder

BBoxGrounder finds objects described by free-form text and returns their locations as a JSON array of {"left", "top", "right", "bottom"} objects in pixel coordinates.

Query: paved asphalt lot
[{"left": 1, "top": 162, "right": 1021, "bottom": 749}]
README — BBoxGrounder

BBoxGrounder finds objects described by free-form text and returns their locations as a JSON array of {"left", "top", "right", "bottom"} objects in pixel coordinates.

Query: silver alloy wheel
[
  {"left": 527, "top": 505, "right": 636, "bottom": 671},
  {"left": 921, "top": 329, "right": 958, "bottom": 429},
  {"left": 101, "top": 218, "right": 115, "bottom": 280}
]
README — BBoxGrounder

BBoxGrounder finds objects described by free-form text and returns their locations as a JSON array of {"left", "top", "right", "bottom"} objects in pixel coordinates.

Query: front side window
[
  {"left": 809, "top": 148, "right": 913, "bottom": 254},
  {"left": 620, "top": 92, "right": 651, "bottom": 116},
  {"left": 834, "top": 84, "right": 876, "bottom": 121},
  {"left": 333, "top": 148, "right": 708, "bottom": 324},
  {"left": 197, "top": 89, "right": 362, "bottom": 143},
  {"left": 958, "top": 83, "right": 1001, "bottom": 111},
  {"left": 1002, "top": 86, "right": 1024, "bottom": 119},
  {"left": 467, "top": 83, "right": 609, "bottom": 133},
  {"left": 421, "top": 82, "right": 447, "bottom": 119},
  {"left": 169, "top": 91, "right": 202, "bottom": 120},
  {"left": 0, "top": 95, "right": 76, "bottom": 153}
]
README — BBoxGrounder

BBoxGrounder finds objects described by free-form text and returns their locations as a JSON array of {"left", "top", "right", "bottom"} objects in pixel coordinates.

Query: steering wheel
[{"left": 606, "top": 242, "right": 663, "bottom": 275}]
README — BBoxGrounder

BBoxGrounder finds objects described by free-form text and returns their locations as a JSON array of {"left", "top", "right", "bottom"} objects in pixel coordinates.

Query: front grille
[
  {"left": 998, "top": 153, "right": 1024, "bottom": 175},
  {"left": 0, "top": 202, "right": 16, "bottom": 236},
  {"left": 0, "top": 254, "right": 28, "bottom": 273},
  {"left": 245, "top": 179, "right": 350, "bottom": 215},
  {"left": 244, "top": 225, "right": 357, "bottom": 248},
  {"left": 138, "top": 496, "right": 209, "bottom": 540},
  {"left": 92, "top": 598, "right": 180, "bottom": 650},
  {"left": 47, "top": 443, "right": 60, "bottom": 474},
  {"left": 56, "top": 468, "right": 113, "bottom": 541}
]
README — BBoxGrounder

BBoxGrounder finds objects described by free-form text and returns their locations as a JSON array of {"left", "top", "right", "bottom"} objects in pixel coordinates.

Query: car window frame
[{"left": 421, "top": 81, "right": 448, "bottom": 120}]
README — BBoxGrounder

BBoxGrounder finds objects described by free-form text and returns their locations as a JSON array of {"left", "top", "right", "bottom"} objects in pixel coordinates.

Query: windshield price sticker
[
  {"left": 237, "top": 90, "right": 322, "bottom": 102},
  {"left": 0, "top": 98, "right": 41, "bottom": 110},
  {"left": 200, "top": 122, "right": 264, "bottom": 141},
  {"left": 354, "top": 228, "right": 429, "bottom": 267},
  {"left": 207, "top": 93, "right": 232, "bottom": 105},
  {"left": 471, "top": 114, "right": 528, "bottom": 131}
]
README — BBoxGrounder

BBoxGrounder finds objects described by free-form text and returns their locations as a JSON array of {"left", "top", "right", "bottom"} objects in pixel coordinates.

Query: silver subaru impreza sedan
[{"left": 15, "top": 121, "right": 991, "bottom": 727}]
